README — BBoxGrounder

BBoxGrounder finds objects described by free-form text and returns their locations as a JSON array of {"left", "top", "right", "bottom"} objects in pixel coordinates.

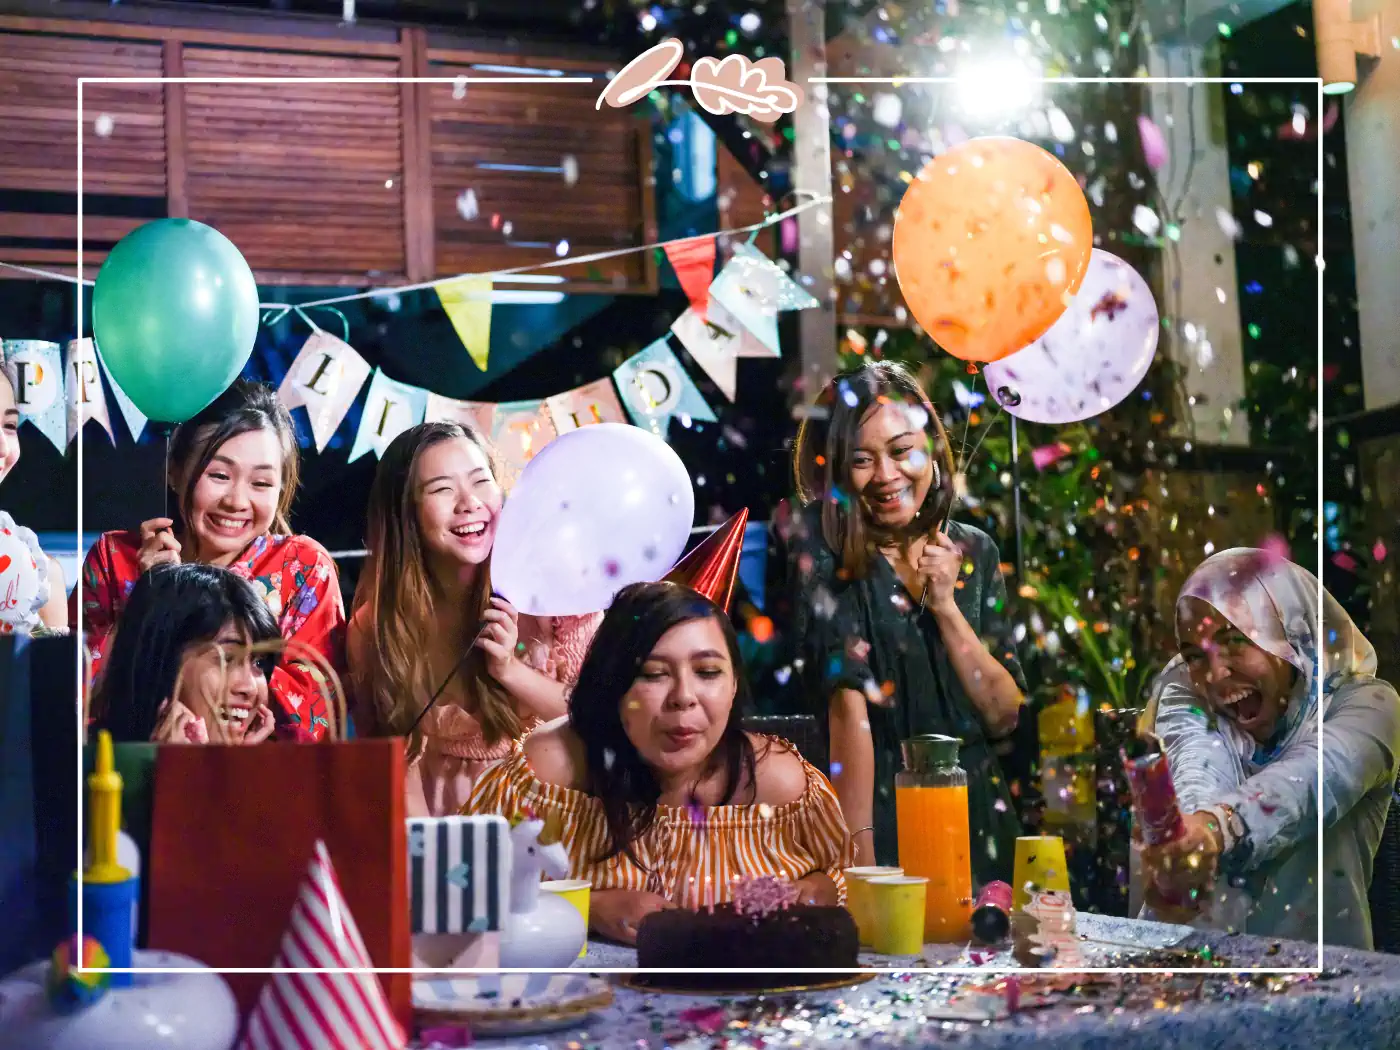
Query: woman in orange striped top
[{"left": 466, "top": 581, "right": 852, "bottom": 944}]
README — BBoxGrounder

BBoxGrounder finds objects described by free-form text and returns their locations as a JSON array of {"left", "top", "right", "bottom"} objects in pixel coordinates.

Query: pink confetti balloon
[
  {"left": 983, "top": 250, "right": 1158, "bottom": 425},
  {"left": 1137, "top": 115, "right": 1168, "bottom": 172}
]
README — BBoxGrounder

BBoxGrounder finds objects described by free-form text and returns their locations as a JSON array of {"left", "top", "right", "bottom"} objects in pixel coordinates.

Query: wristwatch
[{"left": 1203, "top": 802, "right": 1247, "bottom": 855}]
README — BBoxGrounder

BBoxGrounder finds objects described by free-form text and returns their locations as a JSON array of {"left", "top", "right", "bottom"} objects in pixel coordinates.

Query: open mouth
[
  {"left": 206, "top": 513, "right": 252, "bottom": 537},
  {"left": 1217, "top": 685, "right": 1264, "bottom": 725},
  {"left": 869, "top": 488, "right": 909, "bottom": 510},
  {"left": 450, "top": 521, "right": 489, "bottom": 542}
]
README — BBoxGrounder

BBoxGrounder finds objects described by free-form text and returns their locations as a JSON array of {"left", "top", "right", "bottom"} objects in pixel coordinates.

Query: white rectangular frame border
[{"left": 73, "top": 72, "right": 1321, "bottom": 980}]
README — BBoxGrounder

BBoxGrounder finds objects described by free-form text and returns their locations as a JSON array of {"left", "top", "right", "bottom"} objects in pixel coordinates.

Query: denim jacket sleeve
[
  {"left": 1217, "top": 681, "right": 1400, "bottom": 869},
  {"left": 1152, "top": 658, "right": 1245, "bottom": 815}
]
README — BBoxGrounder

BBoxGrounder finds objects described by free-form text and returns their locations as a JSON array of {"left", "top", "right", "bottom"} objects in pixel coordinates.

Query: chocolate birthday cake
[{"left": 634, "top": 877, "right": 860, "bottom": 990}]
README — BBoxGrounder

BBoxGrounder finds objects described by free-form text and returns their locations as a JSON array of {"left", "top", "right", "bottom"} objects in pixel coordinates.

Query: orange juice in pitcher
[{"left": 895, "top": 735, "right": 972, "bottom": 943}]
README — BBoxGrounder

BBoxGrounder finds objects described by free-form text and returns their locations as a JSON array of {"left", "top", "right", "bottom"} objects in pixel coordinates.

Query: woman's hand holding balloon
[
  {"left": 477, "top": 596, "right": 521, "bottom": 683},
  {"left": 137, "top": 518, "right": 181, "bottom": 574},
  {"left": 916, "top": 532, "right": 962, "bottom": 617}
]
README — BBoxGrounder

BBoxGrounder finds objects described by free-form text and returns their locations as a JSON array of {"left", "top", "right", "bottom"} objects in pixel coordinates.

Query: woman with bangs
[
  {"left": 91, "top": 563, "right": 281, "bottom": 745},
  {"left": 75, "top": 380, "right": 344, "bottom": 740},
  {"left": 348, "top": 421, "right": 602, "bottom": 817},
  {"left": 783, "top": 360, "right": 1026, "bottom": 884}
]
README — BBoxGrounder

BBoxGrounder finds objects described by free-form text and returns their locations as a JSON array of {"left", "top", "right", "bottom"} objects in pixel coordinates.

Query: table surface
[{"left": 416, "top": 914, "right": 1400, "bottom": 1050}]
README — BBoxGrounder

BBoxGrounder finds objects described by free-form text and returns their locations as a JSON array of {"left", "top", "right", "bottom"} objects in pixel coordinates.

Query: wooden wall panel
[
  {"left": 0, "top": 31, "right": 166, "bottom": 197},
  {"left": 180, "top": 47, "right": 406, "bottom": 283},
  {"left": 425, "top": 54, "right": 655, "bottom": 292}
]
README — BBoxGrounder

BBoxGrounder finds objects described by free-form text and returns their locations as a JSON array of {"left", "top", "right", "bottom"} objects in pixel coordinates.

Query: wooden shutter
[
  {"left": 0, "top": 29, "right": 165, "bottom": 271},
  {"left": 424, "top": 50, "right": 656, "bottom": 292},
  {"left": 179, "top": 46, "right": 407, "bottom": 284}
]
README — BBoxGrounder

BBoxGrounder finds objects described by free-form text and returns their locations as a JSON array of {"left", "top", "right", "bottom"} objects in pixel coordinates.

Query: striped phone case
[{"left": 408, "top": 815, "right": 512, "bottom": 935}]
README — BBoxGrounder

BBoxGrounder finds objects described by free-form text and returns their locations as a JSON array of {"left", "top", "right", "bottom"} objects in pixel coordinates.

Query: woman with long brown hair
[
  {"left": 348, "top": 421, "right": 601, "bottom": 816},
  {"left": 782, "top": 360, "right": 1025, "bottom": 885}
]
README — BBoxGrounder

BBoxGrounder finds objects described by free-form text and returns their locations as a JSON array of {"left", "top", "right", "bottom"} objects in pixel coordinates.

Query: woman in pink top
[{"left": 347, "top": 421, "right": 601, "bottom": 816}]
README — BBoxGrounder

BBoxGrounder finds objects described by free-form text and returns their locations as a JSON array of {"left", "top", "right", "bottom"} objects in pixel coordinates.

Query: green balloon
[{"left": 92, "top": 219, "right": 259, "bottom": 424}]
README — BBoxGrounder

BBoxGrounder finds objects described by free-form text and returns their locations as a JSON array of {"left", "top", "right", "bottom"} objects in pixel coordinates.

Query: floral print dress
[{"left": 73, "top": 531, "right": 347, "bottom": 741}]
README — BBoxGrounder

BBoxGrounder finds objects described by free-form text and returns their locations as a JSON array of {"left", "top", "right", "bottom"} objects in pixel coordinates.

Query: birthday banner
[{"left": 1, "top": 241, "right": 819, "bottom": 463}]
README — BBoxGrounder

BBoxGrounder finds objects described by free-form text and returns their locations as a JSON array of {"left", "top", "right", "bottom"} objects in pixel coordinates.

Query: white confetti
[
  {"left": 1045, "top": 257, "right": 1067, "bottom": 285},
  {"left": 739, "top": 11, "right": 761, "bottom": 33},
  {"left": 94, "top": 114, "right": 114, "bottom": 137},
  {"left": 456, "top": 189, "right": 478, "bottom": 220},
  {"left": 1254, "top": 209, "right": 1273, "bottom": 228},
  {"left": 872, "top": 93, "right": 903, "bottom": 128},
  {"left": 1047, "top": 106, "right": 1075, "bottom": 143},
  {"left": 452, "top": 76, "right": 468, "bottom": 100},
  {"left": 1132, "top": 204, "right": 1161, "bottom": 236},
  {"left": 1215, "top": 206, "right": 1242, "bottom": 240},
  {"left": 561, "top": 155, "right": 579, "bottom": 186},
  {"left": 1103, "top": 121, "right": 1117, "bottom": 143}
]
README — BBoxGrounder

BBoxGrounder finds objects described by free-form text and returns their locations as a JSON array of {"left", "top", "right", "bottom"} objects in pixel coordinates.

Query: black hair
[
  {"left": 91, "top": 563, "right": 280, "bottom": 742},
  {"left": 571, "top": 580, "right": 756, "bottom": 865}
]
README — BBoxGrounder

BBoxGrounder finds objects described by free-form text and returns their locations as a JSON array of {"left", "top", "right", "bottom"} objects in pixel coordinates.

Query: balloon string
[{"left": 406, "top": 621, "right": 491, "bottom": 737}]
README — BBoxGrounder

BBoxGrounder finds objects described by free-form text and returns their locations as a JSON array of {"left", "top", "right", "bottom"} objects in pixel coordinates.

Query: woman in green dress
[{"left": 782, "top": 360, "right": 1025, "bottom": 884}]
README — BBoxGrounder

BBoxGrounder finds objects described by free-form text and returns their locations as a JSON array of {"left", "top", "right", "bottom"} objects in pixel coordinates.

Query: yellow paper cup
[
  {"left": 541, "top": 879, "right": 591, "bottom": 958},
  {"left": 843, "top": 866, "right": 903, "bottom": 947},
  {"left": 1011, "top": 835, "right": 1071, "bottom": 911},
  {"left": 866, "top": 875, "right": 927, "bottom": 957}
]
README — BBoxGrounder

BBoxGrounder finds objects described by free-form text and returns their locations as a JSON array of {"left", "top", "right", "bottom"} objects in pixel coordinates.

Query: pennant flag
[
  {"left": 277, "top": 330, "right": 371, "bottom": 452},
  {"left": 349, "top": 369, "right": 427, "bottom": 463},
  {"left": 489, "top": 399, "right": 556, "bottom": 490},
  {"left": 64, "top": 338, "right": 114, "bottom": 444},
  {"left": 424, "top": 392, "right": 494, "bottom": 435},
  {"left": 93, "top": 342, "right": 147, "bottom": 441},
  {"left": 2, "top": 340, "right": 66, "bottom": 450},
  {"left": 708, "top": 243, "right": 820, "bottom": 358},
  {"left": 663, "top": 236, "right": 718, "bottom": 318},
  {"left": 612, "top": 337, "right": 716, "bottom": 437},
  {"left": 436, "top": 276, "right": 493, "bottom": 371},
  {"left": 671, "top": 305, "right": 760, "bottom": 401},
  {"left": 238, "top": 841, "right": 405, "bottom": 1050},
  {"left": 546, "top": 377, "right": 627, "bottom": 434}
]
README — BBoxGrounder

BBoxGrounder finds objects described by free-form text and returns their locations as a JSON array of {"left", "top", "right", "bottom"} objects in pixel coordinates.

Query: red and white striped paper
[{"left": 239, "top": 840, "right": 405, "bottom": 1050}]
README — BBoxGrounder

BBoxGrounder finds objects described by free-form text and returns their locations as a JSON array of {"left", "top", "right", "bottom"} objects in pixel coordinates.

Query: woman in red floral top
[{"left": 74, "top": 380, "right": 345, "bottom": 741}]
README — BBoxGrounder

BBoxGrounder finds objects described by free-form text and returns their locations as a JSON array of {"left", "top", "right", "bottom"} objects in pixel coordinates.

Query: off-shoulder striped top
[{"left": 464, "top": 734, "right": 853, "bottom": 908}]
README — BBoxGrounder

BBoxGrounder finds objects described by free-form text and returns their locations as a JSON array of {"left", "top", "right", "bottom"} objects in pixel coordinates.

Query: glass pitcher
[{"left": 895, "top": 734, "right": 972, "bottom": 942}]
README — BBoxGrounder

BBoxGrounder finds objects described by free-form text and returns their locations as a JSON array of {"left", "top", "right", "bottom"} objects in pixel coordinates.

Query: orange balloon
[{"left": 892, "top": 137, "right": 1093, "bottom": 363}]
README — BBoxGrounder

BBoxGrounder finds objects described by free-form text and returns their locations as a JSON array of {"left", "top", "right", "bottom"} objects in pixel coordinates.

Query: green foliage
[{"left": 841, "top": 336, "right": 1172, "bottom": 710}]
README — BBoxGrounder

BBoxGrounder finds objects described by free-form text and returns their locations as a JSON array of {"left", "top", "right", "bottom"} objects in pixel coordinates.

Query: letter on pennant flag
[
  {"left": 663, "top": 236, "right": 718, "bottom": 319},
  {"left": 277, "top": 330, "right": 371, "bottom": 452},
  {"left": 94, "top": 342, "right": 147, "bottom": 441},
  {"left": 349, "top": 369, "right": 428, "bottom": 463},
  {"left": 489, "top": 399, "right": 556, "bottom": 490},
  {"left": 546, "top": 377, "right": 627, "bottom": 434},
  {"left": 612, "top": 337, "right": 715, "bottom": 438},
  {"left": 2, "top": 340, "right": 66, "bottom": 451},
  {"left": 437, "top": 277, "right": 493, "bottom": 371},
  {"left": 425, "top": 392, "right": 494, "bottom": 435},
  {"left": 708, "top": 242, "right": 820, "bottom": 358},
  {"left": 671, "top": 304, "right": 763, "bottom": 401},
  {"left": 65, "top": 338, "right": 114, "bottom": 445}
]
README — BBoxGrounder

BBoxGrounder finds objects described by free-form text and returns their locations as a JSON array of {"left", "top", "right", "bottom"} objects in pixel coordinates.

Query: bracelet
[{"left": 852, "top": 825, "right": 875, "bottom": 836}]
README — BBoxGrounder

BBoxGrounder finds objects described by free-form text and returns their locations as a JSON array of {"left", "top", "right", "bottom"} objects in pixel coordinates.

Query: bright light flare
[{"left": 953, "top": 57, "right": 1042, "bottom": 122}]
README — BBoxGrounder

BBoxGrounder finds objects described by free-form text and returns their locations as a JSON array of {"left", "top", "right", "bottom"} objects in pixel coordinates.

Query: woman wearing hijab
[{"left": 1142, "top": 547, "right": 1400, "bottom": 949}]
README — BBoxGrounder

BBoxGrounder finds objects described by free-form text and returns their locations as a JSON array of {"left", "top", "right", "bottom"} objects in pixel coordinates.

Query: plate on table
[
  {"left": 616, "top": 971, "right": 877, "bottom": 996},
  {"left": 413, "top": 973, "right": 613, "bottom": 1035}
]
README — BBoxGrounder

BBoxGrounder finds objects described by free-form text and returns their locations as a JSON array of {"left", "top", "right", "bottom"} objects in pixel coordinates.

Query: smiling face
[
  {"left": 413, "top": 436, "right": 503, "bottom": 573},
  {"left": 182, "top": 428, "right": 285, "bottom": 564},
  {"left": 1178, "top": 596, "right": 1298, "bottom": 743},
  {"left": 0, "top": 372, "right": 20, "bottom": 483},
  {"left": 850, "top": 399, "right": 936, "bottom": 532},
  {"left": 173, "top": 620, "right": 270, "bottom": 742},
  {"left": 619, "top": 616, "right": 737, "bottom": 783}
]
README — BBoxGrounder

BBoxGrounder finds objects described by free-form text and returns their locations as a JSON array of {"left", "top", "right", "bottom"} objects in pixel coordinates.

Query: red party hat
[
  {"left": 665, "top": 508, "right": 748, "bottom": 614},
  {"left": 239, "top": 841, "right": 405, "bottom": 1050}
]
